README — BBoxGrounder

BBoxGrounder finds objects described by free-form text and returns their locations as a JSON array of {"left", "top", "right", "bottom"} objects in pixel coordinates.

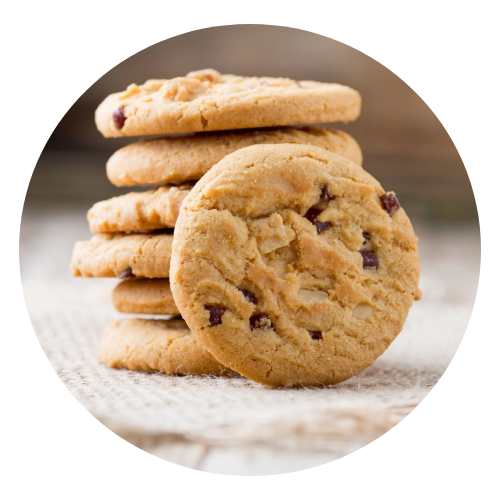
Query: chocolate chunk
[
  {"left": 380, "top": 192, "right": 401, "bottom": 216},
  {"left": 359, "top": 250, "right": 379, "bottom": 270},
  {"left": 314, "top": 220, "right": 331, "bottom": 233},
  {"left": 250, "top": 314, "right": 274, "bottom": 331},
  {"left": 320, "top": 183, "right": 335, "bottom": 202},
  {"left": 362, "top": 231, "right": 370, "bottom": 241},
  {"left": 119, "top": 267, "right": 136, "bottom": 279},
  {"left": 308, "top": 331, "right": 323, "bottom": 340},
  {"left": 304, "top": 207, "right": 321, "bottom": 222},
  {"left": 304, "top": 207, "right": 331, "bottom": 233},
  {"left": 240, "top": 289, "right": 257, "bottom": 304},
  {"left": 205, "top": 305, "right": 225, "bottom": 326},
  {"left": 112, "top": 107, "right": 126, "bottom": 129}
]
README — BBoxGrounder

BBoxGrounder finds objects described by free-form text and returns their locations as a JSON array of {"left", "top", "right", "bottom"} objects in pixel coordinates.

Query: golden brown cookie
[
  {"left": 171, "top": 144, "right": 420, "bottom": 387},
  {"left": 99, "top": 318, "right": 233, "bottom": 376},
  {"left": 70, "top": 233, "right": 172, "bottom": 278},
  {"left": 95, "top": 69, "right": 361, "bottom": 137},
  {"left": 88, "top": 184, "right": 192, "bottom": 233},
  {"left": 107, "top": 127, "right": 363, "bottom": 187},
  {"left": 113, "top": 279, "right": 179, "bottom": 315}
]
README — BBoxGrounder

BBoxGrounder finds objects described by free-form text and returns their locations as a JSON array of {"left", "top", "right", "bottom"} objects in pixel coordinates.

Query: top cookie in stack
[
  {"left": 95, "top": 68, "right": 361, "bottom": 137},
  {"left": 71, "top": 69, "right": 378, "bottom": 382}
]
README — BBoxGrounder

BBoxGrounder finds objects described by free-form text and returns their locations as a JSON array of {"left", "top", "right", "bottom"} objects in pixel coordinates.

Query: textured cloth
[{"left": 20, "top": 201, "right": 479, "bottom": 472}]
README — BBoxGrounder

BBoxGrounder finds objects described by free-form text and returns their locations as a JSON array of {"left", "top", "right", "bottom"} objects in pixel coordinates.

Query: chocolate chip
[
  {"left": 362, "top": 231, "right": 370, "bottom": 241},
  {"left": 320, "top": 183, "right": 335, "bottom": 202},
  {"left": 304, "top": 207, "right": 331, "bottom": 233},
  {"left": 359, "top": 250, "right": 379, "bottom": 270},
  {"left": 205, "top": 305, "right": 225, "bottom": 326},
  {"left": 305, "top": 207, "right": 321, "bottom": 222},
  {"left": 380, "top": 192, "right": 401, "bottom": 216},
  {"left": 250, "top": 314, "right": 274, "bottom": 331},
  {"left": 119, "top": 267, "right": 136, "bottom": 279},
  {"left": 314, "top": 220, "right": 330, "bottom": 233},
  {"left": 240, "top": 289, "right": 257, "bottom": 304},
  {"left": 308, "top": 331, "right": 323, "bottom": 340},
  {"left": 112, "top": 107, "right": 126, "bottom": 129}
]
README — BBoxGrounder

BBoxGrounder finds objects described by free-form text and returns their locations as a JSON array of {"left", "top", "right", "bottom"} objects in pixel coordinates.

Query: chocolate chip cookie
[
  {"left": 71, "top": 233, "right": 172, "bottom": 278},
  {"left": 99, "top": 318, "right": 232, "bottom": 376},
  {"left": 170, "top": 144, "right": 420, "bottom": 387},
  {"left": 96, "top": 69, "right": 361, "bottom": 137},
  {"left": 88, "top": 184, "right": 192, "bottom": 233},
  {"left": 113, "top": 279, "right": 179, "bottom": 315},
  {"left": 107, "top": 127, "right": 362, "bottom": 186}
]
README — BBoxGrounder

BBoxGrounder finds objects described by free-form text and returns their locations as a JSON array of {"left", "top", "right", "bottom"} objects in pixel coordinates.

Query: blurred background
[{"left": 24, "top": 24, "right": 492, "bottom": 474}]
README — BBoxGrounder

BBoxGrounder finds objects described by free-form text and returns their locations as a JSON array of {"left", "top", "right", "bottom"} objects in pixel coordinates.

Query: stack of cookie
[{"left": 71, "top": 69, "right": 420, "bottom": 387}]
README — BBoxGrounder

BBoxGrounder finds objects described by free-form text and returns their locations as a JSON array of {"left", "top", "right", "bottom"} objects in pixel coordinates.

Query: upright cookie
[
  {"left": 171, "top": 144, "right": 420, "bottom": 387},
  {"left": 113, "top": 279, "right": 179, "bottom": 315},
  {"left": 99, "top": 318, "right": 232, "bottom": 376},
  {"left": 107, "top": 127, "right": 363, "bottom": 187},
  {"left": 96, "top": 69, "right": 361, "bottom": 137},
  {"left": 88, "top": 184, "right": 192, "bottom": 233},
  {"left": 71, "top": 233, "right": 172, "bottom": 278}
]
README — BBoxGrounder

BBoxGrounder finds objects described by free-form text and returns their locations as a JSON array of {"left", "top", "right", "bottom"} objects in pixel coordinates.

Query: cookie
[
  {"left": 95, "top": 69, "right": 361, "bottom": 138},
  {"left": 71, "top": 233, "right": 172, "bottom": 278},
  {"left": 88, "top": 184, "right": 192, "bottom": 233},
  {"left": 107, "top": 127, "right": 363, "bottom": 187},
  {"left": 99, "top": 318, "right": 232, "bottom": 376},
  {"left": 113, "top": 279, "right": 179, "bottom": 315},
  {"left": 170, "top": 144, "right": 420, "bottom": 387}
]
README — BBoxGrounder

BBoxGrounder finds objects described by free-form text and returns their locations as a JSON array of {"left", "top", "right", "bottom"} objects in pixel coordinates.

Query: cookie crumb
[{"left": 249, "top": 213, "right": 295, "bottom": 253}]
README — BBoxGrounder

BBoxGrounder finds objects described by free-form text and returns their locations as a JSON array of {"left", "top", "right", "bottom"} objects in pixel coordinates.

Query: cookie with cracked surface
[
  {"left": 113, "top": 279, "right": 179, "bottom": 315},
  {"left": 88, "top": 184, "right": 192, "bottom": 233},
  {"left": 96, "top": 69, "right": 361, "bottom": 137},
  {"left": 99, "top": 318, "right": 233, "bottom": 376},
  {"left": 107, "top": 127, "right": 362, "bottom": 187},
  {"left": 71, "top": 233, "right": 172, "bottom": 278},
  {"left": 170, "top": 144, "right": 420, "bottom": 387}
]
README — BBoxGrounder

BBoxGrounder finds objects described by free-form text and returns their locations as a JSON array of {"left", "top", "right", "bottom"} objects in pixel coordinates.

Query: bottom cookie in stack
[{"left": 99, "top": 318, "right": 233, "bottom": 377}]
